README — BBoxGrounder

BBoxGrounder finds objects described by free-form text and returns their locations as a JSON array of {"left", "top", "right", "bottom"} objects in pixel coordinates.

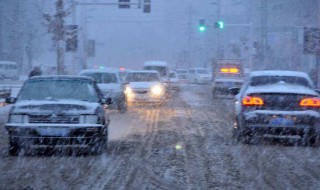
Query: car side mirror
[
  {"left": 101, "top": 98, "right": 112, "bottom": 105},
  {"left": 5, "top": 97, "right": 16, "bottom": 104},
  {"left": 228, "top": 87, "right": 240, "bottom": 95}
]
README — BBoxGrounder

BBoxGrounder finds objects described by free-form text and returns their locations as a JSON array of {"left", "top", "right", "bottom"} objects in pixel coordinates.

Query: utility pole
[
  {"left": 261, "top": 0, "right": 268, "bottom": 68},
  {"left": 43, "top": 0, "right": 68, "bottom": 75}
]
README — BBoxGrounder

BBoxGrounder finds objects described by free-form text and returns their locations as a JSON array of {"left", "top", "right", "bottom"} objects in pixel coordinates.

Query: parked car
[
  {"left": 175, "top": 69, "right": 189, "bottom": 83},
  {"left": 80, "top": 69, "right": 127, "bottom": 113},
  {"left": 5, "top": 76, "right": 110, "bottom": 155},
  {"left": 168, "top": 71, "right": 180, "bottom": 91},
  {"left": 229, "top": 70, "right": 320, "bottom": 145},
  {"left": 124, "top": 70, "right": 166, "bottom": 103},
  {"left": 188, "top": 68, "right": 212, "bottom": 84}
]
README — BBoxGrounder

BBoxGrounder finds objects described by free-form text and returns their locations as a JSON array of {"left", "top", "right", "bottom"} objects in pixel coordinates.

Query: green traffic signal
[
  {"left": 199, "top": 25, "right": 206, "bottom": 32},
  {"left": 215, "top": 21, "right": 224, "bottom": 29},
  {"left": 198, "top": 19, "right": 206, "bottom": 32},
  {"left": 218, "top": 21, "right": 224, "bottom": 29}
]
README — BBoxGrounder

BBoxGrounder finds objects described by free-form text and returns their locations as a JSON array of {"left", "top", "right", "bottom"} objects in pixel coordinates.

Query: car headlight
[
  {"left": 151, "top": 85, "right": 164, "bottom": 96},
  {"left": 79, "top": 115, "right": 98, "bottom": 124},
  {"left": 9, "top": 114, "right": 29, "bottom": 123},
  {"left": 125, "top": 86, "right": 135, "bottom": 98}
]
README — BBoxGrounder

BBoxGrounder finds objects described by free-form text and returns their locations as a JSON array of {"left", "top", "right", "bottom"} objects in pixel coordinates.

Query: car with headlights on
[
  {"left": 5, "top": 76, "right": 109, "bottom": 155},
  {"left": 80, "top": 69, "right": 127, "bottom": 113},
  {"left": 229, "top": 70, "right": 320, "bottom": 145},
  {"left": 124, "top": 70, "right": 166, "bottom": 103}
]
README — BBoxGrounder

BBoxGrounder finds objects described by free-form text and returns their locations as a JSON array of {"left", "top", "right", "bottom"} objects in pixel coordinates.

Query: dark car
[
  {"left": 229, "top": 70, "right": 320, "bottom": 145},
  {"left": 5, "top": 76, "right": 110, "bottom": 155}
]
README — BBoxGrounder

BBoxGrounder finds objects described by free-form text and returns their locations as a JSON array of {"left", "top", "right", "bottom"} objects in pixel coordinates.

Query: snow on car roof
[
  {"left": 30, "top": 75, "right": 94, "bottom": 81},
  {"left": 144, "top": 61, "right": 168, "bottom": 66},
  {"left": 128, "top": 70, "right": 159, "bottom": 74},
  {"left": 79, "top": 68, "right": 119, "bottom": 74},
  {"left": 245, "top": 84, "right": 318, "bottom": 96},
  {"left": 250, "top": 70, "right": 310, "bottom": 79}
]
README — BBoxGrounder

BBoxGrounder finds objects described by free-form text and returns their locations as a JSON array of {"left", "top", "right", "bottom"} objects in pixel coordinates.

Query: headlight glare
[{"left": 151, "top": 85, "right": 164, "bottom": 96}]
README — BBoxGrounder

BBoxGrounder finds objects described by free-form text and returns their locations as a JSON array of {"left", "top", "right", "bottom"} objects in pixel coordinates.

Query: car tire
[
  {"left": 118, "top": 100, "right": 127, "bottom": 114},
  {"left": 8, "top": 137, "right": 20, "bottom": 156},
  {"left": 91, "top": 129, "right": 108, "bottom": 155}
]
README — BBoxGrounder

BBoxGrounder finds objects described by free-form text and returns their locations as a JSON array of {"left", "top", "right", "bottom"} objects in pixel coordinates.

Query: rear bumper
[{"left": 240, "top": 110, "right": 320, "bottom": 137}]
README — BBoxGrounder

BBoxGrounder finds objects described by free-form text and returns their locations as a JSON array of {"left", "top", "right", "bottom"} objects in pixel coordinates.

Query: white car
[
  {"left": 169, "top": 71, "right": 180, "bottom": 91},
  {"left": 80, "top": 69, "right": 127, "bottom": 113},
  {"left": 124, "top": 71, "right": 166, "bottom": 103},
  {"left": 188, "top": 68, "right": 212, "bottom": 84}
]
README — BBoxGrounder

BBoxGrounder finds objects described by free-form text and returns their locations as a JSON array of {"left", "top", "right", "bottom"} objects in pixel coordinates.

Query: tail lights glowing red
[
  {"left": 242, "top": 96, "right": 264, "bottom": 106},
  {"left": 299, "top": 97, "right": 320, "bottom": 107}
]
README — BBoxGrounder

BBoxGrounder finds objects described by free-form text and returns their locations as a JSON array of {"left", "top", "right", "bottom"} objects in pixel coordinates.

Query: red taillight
[
  {"left": 299, "top": 97, "right": 320, "bottom": 107},
  {"left": 242, "top": 96, "right": 264, "bottom": 106}
]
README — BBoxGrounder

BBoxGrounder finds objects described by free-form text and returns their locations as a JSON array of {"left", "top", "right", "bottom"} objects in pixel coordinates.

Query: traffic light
[
  {"left": 119, "top": 0, "right": 130, "bottom": 9},
  {"left": 198, "top": 19, "right": 206, "bottom": 32},
  {"left": 143, "top": 0, "right": 151, "bottom": 13},
  {"left": 214, "top": 21, "right": 224, "bottom": 29}
]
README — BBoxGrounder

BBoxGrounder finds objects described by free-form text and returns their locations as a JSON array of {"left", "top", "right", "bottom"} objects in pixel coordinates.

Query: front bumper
[{"left": 6, "top": 124, "right": 105, "bottom": 148}]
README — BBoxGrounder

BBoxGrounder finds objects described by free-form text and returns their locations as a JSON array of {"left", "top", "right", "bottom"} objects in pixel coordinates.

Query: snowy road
[{"left": 0, "top": 84, "right": 320, "bottom": 189}]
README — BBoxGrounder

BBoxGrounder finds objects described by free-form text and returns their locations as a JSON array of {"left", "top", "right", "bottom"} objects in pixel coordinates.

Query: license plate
[
  {"left": 38, "top": 127, "right": 69, "bottom": 137},
  {"left": 269, "top": 117, "right": 294, "bottom": 127}
]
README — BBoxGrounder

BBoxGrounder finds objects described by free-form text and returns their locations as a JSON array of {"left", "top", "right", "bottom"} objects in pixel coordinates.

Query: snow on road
[{"left": 0, "top": 84, "right": 319, "bottom": 189}]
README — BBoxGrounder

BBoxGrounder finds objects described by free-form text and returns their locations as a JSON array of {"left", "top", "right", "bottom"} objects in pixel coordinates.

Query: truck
[{"left": 211, "top": 59, "right": 245, "bottom": 98}]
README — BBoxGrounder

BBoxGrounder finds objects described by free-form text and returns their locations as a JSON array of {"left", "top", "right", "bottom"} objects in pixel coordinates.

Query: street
[{"left": 0, "top": 84, "right": 319, "bottom": 190}]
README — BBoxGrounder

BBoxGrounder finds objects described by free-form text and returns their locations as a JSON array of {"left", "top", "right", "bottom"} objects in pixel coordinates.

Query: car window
[
  {"left": 125, "top": 73, "right": 160, "bottom": 82},
  {"left": 82, "top": 73, "right": 118, "bottom": 84},
  {"left": 17, "top": 79, "right": 100, "bottom": 102},
  {"left": 250, "top": 76, "right": 311, "bottom": 87}
]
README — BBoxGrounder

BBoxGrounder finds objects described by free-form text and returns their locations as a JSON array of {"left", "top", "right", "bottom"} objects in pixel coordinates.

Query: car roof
[
  {"left": 79, "top": 68, "right": 119, "bottom": 74},
  {"left": 128, "top": 70, "right": 159, "bottom": 74},
  {"left": 250, "top": 70, "right": 310, "bottom": 79},
  {"left": 30, "top": 75, "right": 94, "bottom": 81},
  {"left": 144, "top": 61, "right": 168, "bottom": 67}
]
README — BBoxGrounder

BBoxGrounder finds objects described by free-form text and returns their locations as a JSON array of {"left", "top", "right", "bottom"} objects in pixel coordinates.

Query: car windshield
[
  {"left": 250, "top": 76, "right": 311, "bottom": 87},
  {"left": 169, "top": 72, "right": 176, "bottom": 78},
  {"left": 82, "top": 73, "right": 118, "bottom": 84},
  {"left": 196, "top": 69, "right": 210, "bottom": 74},
  {"left": 176, "top": 70, "right": 187, "bottom": 74},
  {"left": 17, "top": 79, "right": 100, "bottom": 102},
  {"left": 125, "top": 73, "right": 159, "bottom": 82},
  {"left": 143, "top": 66, "right": 167, "bottom": 76}
]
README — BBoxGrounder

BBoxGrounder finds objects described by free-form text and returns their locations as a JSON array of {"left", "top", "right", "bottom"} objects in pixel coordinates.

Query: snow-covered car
[
  {"left": 211, "top": 63, "right": 244, "bottom": 97},
  {"left": 188, "top": 68, "right": 212, "bottom": 84},
  {"left": 80, "top": 69, "right": 127, "bottom": 113},
  {"left": 124, "top": 70, "right": 166, "bottom": 103},
  {"left": 229, "top": 70, "right": 320, "bottom": 145},
  {"left": 5, "top": 76, "right": 110, "bottom": 155},
  {"left": 168, "top": 71, "right": 180, "bottom": 91}
]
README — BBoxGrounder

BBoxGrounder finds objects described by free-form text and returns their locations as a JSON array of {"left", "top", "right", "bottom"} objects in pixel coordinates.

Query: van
[{"left": 143, "top": 61, "right": 169, "bottom": 82}]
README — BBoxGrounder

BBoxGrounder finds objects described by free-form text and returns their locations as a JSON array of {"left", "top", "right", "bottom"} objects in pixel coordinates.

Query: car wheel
[
  {"left": 8, "top": 137, "right": 21, "bottom": 156},
  {"left": 91, "top": 129, "right": 108, "bottom": 155},
  {"left": 118, "top": 100, "right": 127, "bottom": 114}
]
